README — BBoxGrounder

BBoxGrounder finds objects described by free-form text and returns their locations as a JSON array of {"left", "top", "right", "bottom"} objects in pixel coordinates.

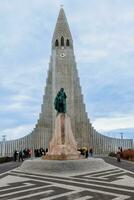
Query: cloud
[
  {"left": 0, "top": 124, "right": 34, "bottom": 140},
  {"left": 11, "top": 94, "right": 32, "bottom": 102},
  {"left": 0, "top": 0, "right": 134, "bottom": 140},
  {"left": 102, "top": 128, "right": 134, "bottom": 139},
  {"left": 92, "top": 114, "right": 134, "bottom": 132},
  {"left": 76, "top": 49, "right": 108, "bottom": 63}
]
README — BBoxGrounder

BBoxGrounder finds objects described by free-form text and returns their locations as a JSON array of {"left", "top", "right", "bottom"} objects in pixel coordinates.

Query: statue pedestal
[
  {"left": 44, "top": 145, "right": 80, "bottom": 160},
  {"left": 19, "top": 112, "right": 111, "bottom": 174},
  {"left": 42, "top": 113, "right": 80, "bottom": 160}
]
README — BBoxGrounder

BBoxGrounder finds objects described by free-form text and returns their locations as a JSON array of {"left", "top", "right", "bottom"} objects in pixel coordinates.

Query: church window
[
  {"left": 61, "top": 36, "right": 64, "bottom": 46},
  {"left": 55, "top": 39, "right": 59, "bottom": 46},
  {"left": 66, "top": 39, "right": 70, "bottom": 46}
]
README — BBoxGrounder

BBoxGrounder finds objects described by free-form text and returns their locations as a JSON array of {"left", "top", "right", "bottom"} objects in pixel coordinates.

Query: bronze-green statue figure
[{"left": 54, "top": 88, "right": 67, "bottom": 113}]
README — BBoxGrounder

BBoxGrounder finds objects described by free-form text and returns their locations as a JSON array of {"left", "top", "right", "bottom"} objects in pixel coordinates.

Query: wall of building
[{"left": 0, "top": 128, "right": 133, "bottom": 157}]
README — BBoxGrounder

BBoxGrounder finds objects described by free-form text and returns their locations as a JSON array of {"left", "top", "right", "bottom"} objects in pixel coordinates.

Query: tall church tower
[{"left": 37, "top": 8, "right": 90, "bottom": 148}]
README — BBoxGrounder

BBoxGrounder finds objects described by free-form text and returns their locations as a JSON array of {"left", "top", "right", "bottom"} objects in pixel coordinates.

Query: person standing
[
  {"left": 19, "top": 150, "right": 24, "bottom": 162},
  {"left": 13, "top": 150, "right": 18, "bottom": 161},
  {"left": 89, "top": 148, "right": 93, "bottom": 157},
  {"left": 85, "top": 149, "right": 89, "bottom": 158},
  {"left": 117, "top": 147, "right": 121, "bottom": 162}
]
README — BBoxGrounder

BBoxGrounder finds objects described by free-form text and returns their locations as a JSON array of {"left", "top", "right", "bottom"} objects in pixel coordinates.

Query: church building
[{"left": 0, "top": 8, "right": 133, "bottom": 157}]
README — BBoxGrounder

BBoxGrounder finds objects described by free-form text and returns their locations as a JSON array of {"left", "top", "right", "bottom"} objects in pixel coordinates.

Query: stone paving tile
[{"left": 0, "top": 166, "right": 134, "bottom": 200}]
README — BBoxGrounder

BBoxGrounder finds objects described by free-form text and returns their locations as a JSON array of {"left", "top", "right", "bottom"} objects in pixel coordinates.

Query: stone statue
[{"left": 54, "top": 88, "right": 67, "bottom": 113}]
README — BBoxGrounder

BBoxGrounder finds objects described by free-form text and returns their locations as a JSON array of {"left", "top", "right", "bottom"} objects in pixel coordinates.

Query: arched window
[
  {"left": 61, "top": 36, "right": 64, "bottom": 46},
  {"left": 66, "top": 39, "right": 70, "bottom": 46},
  {"left": 55, "top": 39, "right": 59, "bottom": 47}
]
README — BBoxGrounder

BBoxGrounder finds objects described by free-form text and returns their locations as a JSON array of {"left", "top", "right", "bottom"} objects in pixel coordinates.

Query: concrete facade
[{"left": 0, "top": 8, "right": 133, "bottom": 157}]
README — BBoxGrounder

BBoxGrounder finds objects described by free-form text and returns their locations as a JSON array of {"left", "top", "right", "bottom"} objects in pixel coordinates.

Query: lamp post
[
  {"left": 120, "top": 132, "right": 124, "bottom": 139},
  {"left": 120, "top": 132, "right": 124, "bottom": 150},
  {"left": 2, "top": 135, "right": 6, "bottom": 157}
]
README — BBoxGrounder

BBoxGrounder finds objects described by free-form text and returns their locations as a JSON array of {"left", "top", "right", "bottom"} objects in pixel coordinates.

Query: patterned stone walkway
[
  {"left": 0, "top": 163, "right": 134, "bottom": 200},
  {"left": 0, "top": 161, "right": 21, "bottom": 174},
  {"left": 102, "top": 157, "right": 134, "bottom": 172}
]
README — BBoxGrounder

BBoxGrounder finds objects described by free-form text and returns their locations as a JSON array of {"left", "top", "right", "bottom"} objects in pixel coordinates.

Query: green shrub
[
  {"left": 108, "top": 152, "right": 116, "bottom": 157},
  {"left": 0, "top": 157, "right": 14, "bottom": 163}
]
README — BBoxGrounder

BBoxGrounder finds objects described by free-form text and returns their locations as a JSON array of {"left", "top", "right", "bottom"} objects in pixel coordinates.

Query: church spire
[{"left": 52, "top": 7, "right": 73, "bottom": 49}]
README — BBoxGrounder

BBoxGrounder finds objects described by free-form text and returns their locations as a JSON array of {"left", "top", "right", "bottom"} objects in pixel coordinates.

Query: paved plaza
[{"left": 0, "top": 158, "right": 134, "bottom": 200}]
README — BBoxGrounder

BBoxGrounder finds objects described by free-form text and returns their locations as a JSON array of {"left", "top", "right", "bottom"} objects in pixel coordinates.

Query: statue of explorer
[{"left": 54, "top": 88, "right": 67, "bottom": 113}]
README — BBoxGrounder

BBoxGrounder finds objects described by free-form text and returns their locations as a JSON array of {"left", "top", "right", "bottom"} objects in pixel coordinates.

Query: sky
[{"left": 0, "top": 0, "right": 134, "bottom": 141}]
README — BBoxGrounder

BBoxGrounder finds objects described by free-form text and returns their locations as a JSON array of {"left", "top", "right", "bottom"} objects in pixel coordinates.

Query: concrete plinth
[{"left": 19, "top": 158, "right": 111, "bottom": 175}]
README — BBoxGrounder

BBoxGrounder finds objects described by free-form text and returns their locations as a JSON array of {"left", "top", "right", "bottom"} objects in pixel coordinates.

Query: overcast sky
[{"left": 0, "top": 0, "right": 134, "bottom": 140}]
